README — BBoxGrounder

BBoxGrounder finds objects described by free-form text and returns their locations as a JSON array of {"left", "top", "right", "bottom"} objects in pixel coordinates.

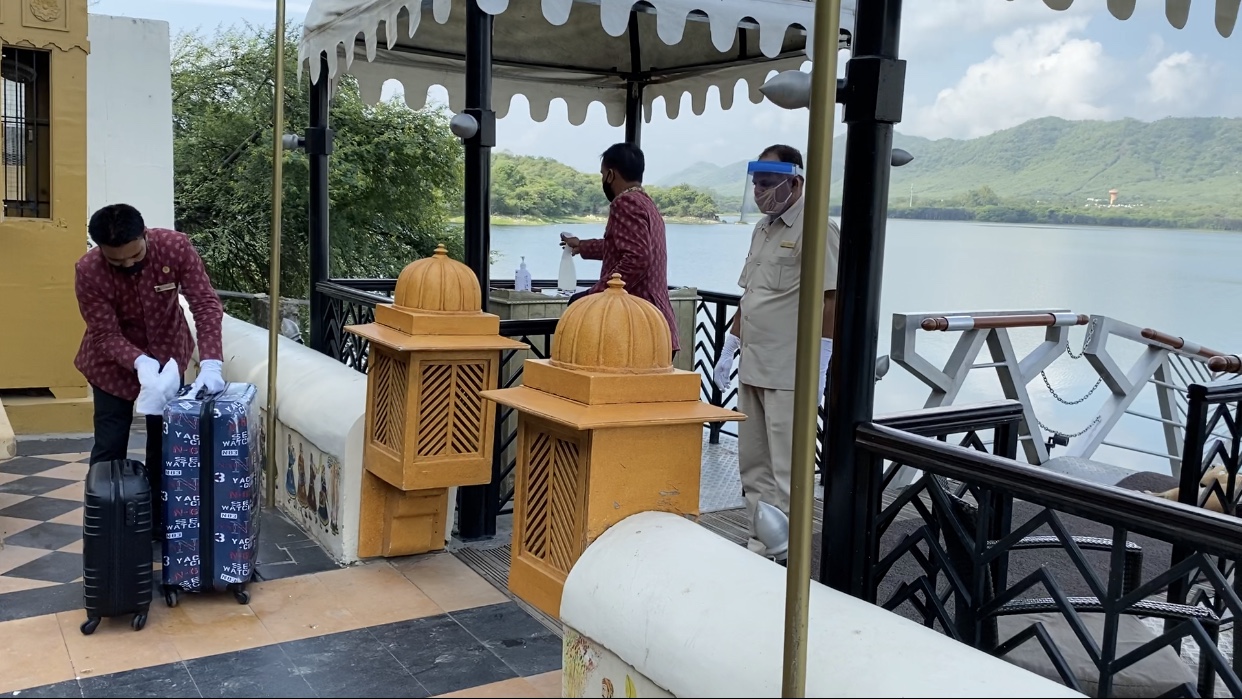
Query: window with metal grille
[{"left": 2, "top": 46, "right": 51, "bottom": 219}]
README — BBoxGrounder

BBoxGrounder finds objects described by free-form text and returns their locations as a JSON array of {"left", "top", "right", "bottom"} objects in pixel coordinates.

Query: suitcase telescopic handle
[{"left": 177, "top": 384, "right": 210, "bottom": 401}]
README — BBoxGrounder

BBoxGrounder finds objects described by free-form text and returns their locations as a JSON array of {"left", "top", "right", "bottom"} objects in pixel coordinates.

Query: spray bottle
[
  {"left": 515, "top": 256, "right": 532, "bottom": 292},
  {"left": 558, "top": 234, "right": 577, "bottom": 294}
]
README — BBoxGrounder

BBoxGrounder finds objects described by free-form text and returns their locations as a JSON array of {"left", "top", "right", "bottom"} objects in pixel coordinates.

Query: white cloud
[
  {"left": 907, "top": 17, "right": 1118, "bottom": 140},
  {"left": 1143, "top": 51, "right": 1217, "bottom": 112},
  {"left": 901, "top": 0, "right": 1090, "bottom": 56}
]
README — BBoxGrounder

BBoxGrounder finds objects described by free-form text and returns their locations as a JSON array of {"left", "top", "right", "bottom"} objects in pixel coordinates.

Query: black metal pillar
[
  {"left": 457, "top": 0, "right": 498, "bottom": 541},
  {"left": 307, "top": 53, "right": 334, "bottom": 353},
  {"left": 462, "top": 0, "right": 495, "bottom": 307},
  {"left": 624, "top": 82, "right": 643, "bottom": 146},
  {"left": 819, "top": 0, "right": 907, "bottom": 595},
  {"left": 624, "top": 11, "right": 643, "bottom": 146}
]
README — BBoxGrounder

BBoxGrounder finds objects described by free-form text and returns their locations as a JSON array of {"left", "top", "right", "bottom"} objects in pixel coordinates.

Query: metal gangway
[{"left": 889, "top": 310, "right": 1238, "bottom": 487}]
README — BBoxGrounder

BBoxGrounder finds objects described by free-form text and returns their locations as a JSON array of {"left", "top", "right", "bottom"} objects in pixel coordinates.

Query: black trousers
[{"left": 90, "top": 384, "right": 165, "bottom": 538}]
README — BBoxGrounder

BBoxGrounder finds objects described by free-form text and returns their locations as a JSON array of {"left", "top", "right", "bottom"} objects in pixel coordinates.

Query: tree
[
  {"left": 171, "top": 23, "right": 464, "bottom": 298},
  {"left": 648, "top": 184, "right": 720, "bottom": 221},
  {"left": 488, "top": 152, "right": 718, "bottom": 221}
]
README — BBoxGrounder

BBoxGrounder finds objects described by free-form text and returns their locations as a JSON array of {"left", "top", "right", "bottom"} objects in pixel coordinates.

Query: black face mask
[
  {"left": 602, "top": 171, "right": 616, "bottom": 202},
  {"left": 118, "top": 259, "right": 146, "bottom": 275}
]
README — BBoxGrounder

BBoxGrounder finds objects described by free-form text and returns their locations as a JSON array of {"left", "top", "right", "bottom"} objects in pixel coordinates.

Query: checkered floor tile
[
  {"left": 0, "top": 451, "right": 102, "bottom": 594},
  {"left": 1, "top": 433, "right": 342, "bottom": 624}
]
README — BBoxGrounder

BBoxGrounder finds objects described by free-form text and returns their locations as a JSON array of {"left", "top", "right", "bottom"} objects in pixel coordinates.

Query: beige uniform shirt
[{"left": 736, "top": 195, "right": 841, "bottom": 391}]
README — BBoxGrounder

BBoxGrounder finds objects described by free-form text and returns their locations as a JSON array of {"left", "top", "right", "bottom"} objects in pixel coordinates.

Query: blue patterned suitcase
[{"left": 160, "top": 382, "right": 261, "bottom": 607}]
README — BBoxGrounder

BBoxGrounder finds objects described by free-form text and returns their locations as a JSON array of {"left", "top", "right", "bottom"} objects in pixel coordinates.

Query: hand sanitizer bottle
[
  {"left": 515, "top": 256, "right": 532, "bottom": 292},
  {"left": 558, "top": 246, "right": 577, "bottom": 294}
]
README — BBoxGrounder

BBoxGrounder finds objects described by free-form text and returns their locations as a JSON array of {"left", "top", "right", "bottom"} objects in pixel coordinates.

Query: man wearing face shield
[
  {"left": 74, "top": 204, "right": 225, "bottom": 535},
  {"left": 560, "top": 142, "right": 680, "bottom": 357},
  {"left": 711, "top": 144, "right": 839, "bottom": 559}
]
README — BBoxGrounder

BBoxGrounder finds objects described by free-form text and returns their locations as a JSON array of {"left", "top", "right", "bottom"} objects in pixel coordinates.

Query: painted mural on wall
[
  {"left": 271, "top": 424, "right": 342, "bottom": 540},
  {"left": 562, "top": 628, "right": 673, "bottom": 698}
]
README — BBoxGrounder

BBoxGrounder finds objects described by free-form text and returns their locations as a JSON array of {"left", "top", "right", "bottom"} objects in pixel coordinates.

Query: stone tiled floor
[{"left": 1, "top": 434, "right": 562, "bottom": 698}]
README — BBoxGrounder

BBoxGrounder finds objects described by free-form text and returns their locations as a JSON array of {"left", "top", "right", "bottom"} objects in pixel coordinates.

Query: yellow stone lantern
[
  {"left": 481, "top": 274, "right": 744, "bottom": 618},
  {"left": 346, "top": 245, "right": 525, "bottom": 557}
]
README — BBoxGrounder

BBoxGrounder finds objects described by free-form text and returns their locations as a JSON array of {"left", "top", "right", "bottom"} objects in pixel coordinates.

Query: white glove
[
  {"left": 713, "top": 333, "right": 742, "bottom": 392},
  {"left": 817, "top": 338, "right": 834, "bottom": 405},
  {"left": 135, "top": 358, "right": 180, "bottom": 416},
  {"left": 135, "top": 355, "right": 161, "bottom": 390},
  {"left": 189, "top": 359, "right": 226, "bottom": 397}
]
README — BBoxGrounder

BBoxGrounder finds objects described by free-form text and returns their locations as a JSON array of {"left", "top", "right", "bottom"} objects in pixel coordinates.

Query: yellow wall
[{"left": 0, "top": 0, "right": 90, "bottom": 398}]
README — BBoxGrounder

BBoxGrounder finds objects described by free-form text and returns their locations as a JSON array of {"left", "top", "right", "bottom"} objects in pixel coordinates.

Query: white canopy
[
  {"left": 298, "top": 0, "right": 854, "bottom": 125},
  {"left": 299, "top": 0, "right": 1237, "bottom": 126},
  {"left": 1027, "top": 0, "right": 1237, "bottom": 37}
]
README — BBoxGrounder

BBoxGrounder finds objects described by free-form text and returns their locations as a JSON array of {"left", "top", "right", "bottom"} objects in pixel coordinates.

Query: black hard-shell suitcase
[{"left": 81, "top": 459, "right": 154, "bottom": 634}]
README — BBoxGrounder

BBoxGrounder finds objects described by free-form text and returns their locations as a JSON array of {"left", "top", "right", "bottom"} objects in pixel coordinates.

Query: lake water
[{"left": 489, "top": 219, "right": 1242, "bottom": 474}]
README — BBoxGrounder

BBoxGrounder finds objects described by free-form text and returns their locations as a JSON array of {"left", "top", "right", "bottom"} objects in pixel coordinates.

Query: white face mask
[{"left": 756, "top": 180, "right": 793, "bottom": 216}]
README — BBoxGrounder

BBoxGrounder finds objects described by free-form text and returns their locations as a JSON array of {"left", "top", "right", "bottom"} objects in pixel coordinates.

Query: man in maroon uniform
[
  {"left": 560, "top": 143, "right": 680, "bottom": 357},
  {"left": 75, "top": 204, "right": 225, "bottom": 533}
]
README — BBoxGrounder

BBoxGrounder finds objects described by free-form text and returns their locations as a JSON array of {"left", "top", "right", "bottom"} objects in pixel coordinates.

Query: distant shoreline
[
  {"left": 449, "top": 214, "right": 725, "bottom": 226},
  {"left": 451, "top": 210, "right": 1241, "bottom": 234}
]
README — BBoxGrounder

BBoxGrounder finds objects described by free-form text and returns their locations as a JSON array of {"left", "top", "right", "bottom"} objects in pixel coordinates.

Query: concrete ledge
[
  {"left": 0, "top": 399, "right": 15, "bottom": 461},
  {"left": 561, "top": 512, "right": 1085, "bottom": 698},
  {"left": 1, "top": 394, "right": 94, "bottom": 437}
]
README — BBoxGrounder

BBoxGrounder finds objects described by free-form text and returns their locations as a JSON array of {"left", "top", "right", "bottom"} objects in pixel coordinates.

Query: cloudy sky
[{"left": 95, "top": 0, "right": 1240, "bottom": 181}]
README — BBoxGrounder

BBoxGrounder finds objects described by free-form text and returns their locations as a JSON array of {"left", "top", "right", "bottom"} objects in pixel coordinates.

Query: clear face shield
[{"left": 738, "top": 160, "right": 803, "bottom": 225}]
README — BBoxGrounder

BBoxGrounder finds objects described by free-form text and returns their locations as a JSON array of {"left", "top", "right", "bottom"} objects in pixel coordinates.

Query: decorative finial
[
  {"left": 605, "top": 273, "right": 626, "bottom": 292},
  {"left": 433, "top": 244, "right": 448, "bottom": 256}
]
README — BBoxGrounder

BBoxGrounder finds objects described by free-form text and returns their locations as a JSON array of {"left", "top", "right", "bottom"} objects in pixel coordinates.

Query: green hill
[{"left": 656, "top": 116, "right": 1242, "bottom": 228}]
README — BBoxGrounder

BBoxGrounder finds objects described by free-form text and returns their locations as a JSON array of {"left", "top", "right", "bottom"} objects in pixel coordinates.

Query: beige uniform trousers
[{"left": 737, "top": 381, "right": 794, "bottom": 555}]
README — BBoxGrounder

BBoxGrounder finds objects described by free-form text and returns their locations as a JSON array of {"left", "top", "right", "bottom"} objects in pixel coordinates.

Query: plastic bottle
[
  {"left": 558, "top": 245, "right": 577, "bottom": 294},
  {"left": 515, "top": 256, "right": 532, "bottom": 292}
]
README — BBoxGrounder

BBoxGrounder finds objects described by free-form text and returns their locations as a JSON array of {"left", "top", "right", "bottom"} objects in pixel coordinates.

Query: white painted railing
[{"left": 891, "top": 310, "right": 1232, "bottom": 482}]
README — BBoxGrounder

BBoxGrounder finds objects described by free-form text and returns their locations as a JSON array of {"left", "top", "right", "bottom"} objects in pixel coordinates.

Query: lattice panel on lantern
[
  {"left": 521, "top": 428, "right": 582, "bottom": 575},
  {"left": 416, "top": 361, "right": 488, "bottom": 457},
  {"left": 370, "top": 349, "right": 408, "bottom": 452}
]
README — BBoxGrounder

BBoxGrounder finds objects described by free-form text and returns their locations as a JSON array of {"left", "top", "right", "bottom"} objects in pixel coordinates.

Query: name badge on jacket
[
  {"left": 155, "top": 282, "right": 177, "bottom": 293},
  {"left": 779, "top": 240, "right": 796, "bottom": 249}
]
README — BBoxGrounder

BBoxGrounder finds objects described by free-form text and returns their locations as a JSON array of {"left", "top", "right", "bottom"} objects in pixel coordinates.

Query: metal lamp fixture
[
  {"left": 449, "top": 113, "right": 480, "bottom": 140},
  {"left": 759, "top": 70, "right": 914, "bottom": 169}
]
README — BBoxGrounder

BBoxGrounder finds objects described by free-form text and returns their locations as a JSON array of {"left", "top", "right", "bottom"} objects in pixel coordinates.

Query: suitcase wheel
[
  {"left": 164, "top": 589, "right": 180, "bottom": 608},
  {"left": 80, "top": 617, "right": 100, "bottom": 636},
  {"left": 233, "top": 588, "right": 250, "bottom": 605},
  {"left": 132, "top": 612, "right": 147, "bottom": 632}
]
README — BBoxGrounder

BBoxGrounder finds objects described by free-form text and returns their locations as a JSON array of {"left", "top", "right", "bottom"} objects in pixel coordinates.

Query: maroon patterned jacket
[
  {"left": 74, "top": 228, "right": 224, "bottom": 401},
  {"left": 577, "top": 189, "right": 680, "bottom": 352}
]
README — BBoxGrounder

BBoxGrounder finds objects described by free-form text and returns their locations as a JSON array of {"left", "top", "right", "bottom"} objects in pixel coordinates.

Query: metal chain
[
  {"left": 1037, "top": 414, "right": 1101, "bottom": 439},
  {"left": 1038, "top": 317, "right": 1102, "bottom": 438},
  {"left": 1064, "top": 316, "right": 1096, "bottom": 360},
  {"left": 1042, "top": 372, "right": 1103, "bottom": 406},
  {"left": 1039, "top": 317, "right": 1103, "bottom": 406}
]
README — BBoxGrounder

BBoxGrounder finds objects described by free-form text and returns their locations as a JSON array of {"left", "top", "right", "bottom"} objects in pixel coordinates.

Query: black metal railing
[
  {"left": 487, "top": 318, "right": 557, "bottom": 520},
  {"left": 697, "top": 290, "right": 740, "bottom": 443},
  {"left": 1169, "top": 378, "right": 1242, "bottom": 663},
  {"left": 318, "top": 281, "right": 388, "bottom": 373},
  {"left": 832, "top": 400, "right": 1242, "bottom": 696}
]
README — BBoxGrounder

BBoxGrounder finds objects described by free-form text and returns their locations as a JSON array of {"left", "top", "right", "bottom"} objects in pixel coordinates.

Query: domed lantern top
[
  {"left": 393, "top": 244, "right": 482, "bottom": 313},
  {"left": 551, "top": 274, "right": 672, "bottom": 374}
]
